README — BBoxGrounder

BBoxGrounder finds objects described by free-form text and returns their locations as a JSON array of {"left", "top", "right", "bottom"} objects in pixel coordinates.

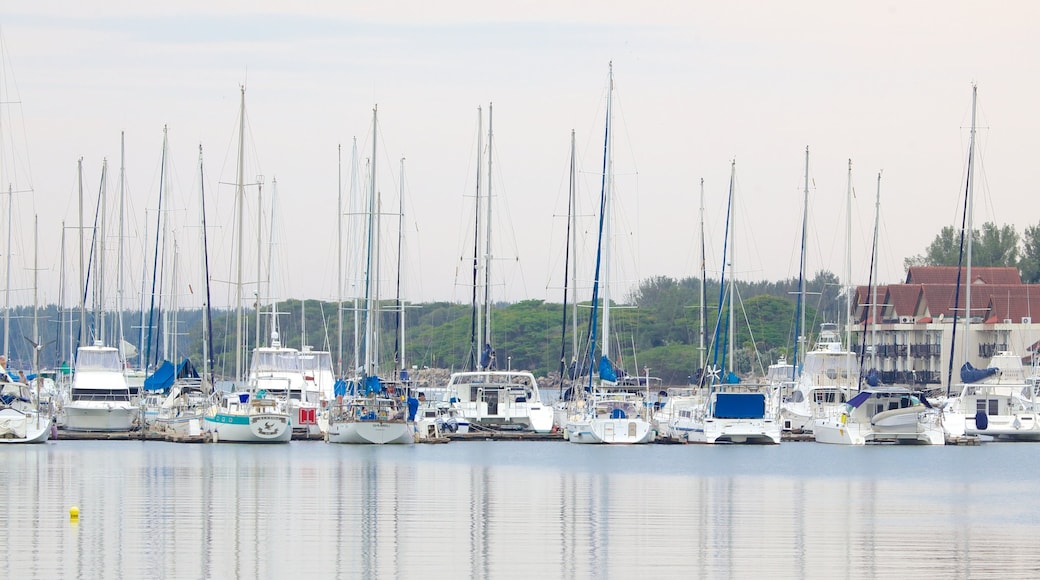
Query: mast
[
  {"left": 255, "top": 176, "right": 264, "bottom": 350},
  {"left": 469, "top": 106, "right": 483, "bottom": 371},
  {"left": 558, "top": 129, "right": 577, "bottom": 384},
  {"left": 363, "top": 105, "right": 378, "bottom": 377},
  {"left": 337, "top": 143, "right": 343, "bottom": 376},
  {"left": 844, "top": 159, "right": 853, "bottom": 350},
  {"left": 97, "top": 159, "right": 108, "bottom": 346},
  {"left": 145, "top": 127, "right": 167, "bottom": 369},
  {"left": 198, "top": 144, "right": 215, "bottom": 383},
  {"left": 234, "top": 86, "right": 246, "bottom": 381},
  {"left": 3, "top": 184, "right": 10, "bottom": 361},
  {"left": 78, "top": 157, "right": 86, "bottom": 350},
  {"left": 602, "top": 63, "right": 614, "bottom": 367},
  {"left": 117, "top": 132, "right": 128, "bottom": 366},
  {"left": 963, "top": 84, "right": 977, "bottom": 363},
  {"left": 871, "top": 172, "right": 881, "bottom": 371},
  {"left": 396, "top": 157, "right": 406, "bottom": 376},
  {"left": 794, "top": 146, "right": 809, "bottom": 375},
  {"left": 483, "top": 103, "right": 494, "bottom": 363},
  {"left": 351, "top": 138, "right": 360, "bottom": 375},
  {"left": 699, "top": 177, "right": 706, "bottom": 374},
  {"left": 586, "top": 63, "right": 613, "bottom": 389},
  {"left": 728, "top": 169, "right": 736, "bottom": 376}
]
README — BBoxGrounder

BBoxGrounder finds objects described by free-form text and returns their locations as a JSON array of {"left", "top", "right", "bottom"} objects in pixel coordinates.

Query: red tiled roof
[{"left": 905, "top": 266, "right": 1021, "bottom": 285}]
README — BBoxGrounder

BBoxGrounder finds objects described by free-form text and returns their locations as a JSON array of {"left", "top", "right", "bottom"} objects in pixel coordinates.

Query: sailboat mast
[
  {"left": 32, "top": 216, "right": 39, "bottom": 374},
  {"left": 602, "top": 64, "right": 614, "bottom": 364},
  {"left": 337, "top": 144, "right": 343, "bottom": 376},
  {"left": 396, "top": 157, "right": 406, "bottom": 375},
  {"left": 350, "top": 138, "right": 360, "bottom": 375},
  {"left": 363, "top": 105, "right": 378, "bottom": 377},
  {"left": 98, "top": 159, "right": 108, "bottom": 346},
  {"left": 963, "top": 83, "right": 977, "bottom": 364},
  {"left": 796, "top": 146, "right": 809, "bottom": 372},
  {"left": 699, "top": 177, "right": 706, "bottom": 373},
  {"left": 469, "top": 106, "right": 483, "bottom": 371},
  {"left": 570, "top": 131, "right": 579, "bottom": 370},
  {"left": 117, "top": 132, "right": 127, "bottom": 364},
  {"left": 234, "top": 86, "right": 246, "bottom": 381},
  {"left": 78, "top": 157, "right": 87, "bottom": 350},
  {"left": 255, "top": 176, "right": 264, "bottom": 350},
  {"left": 844, "top": 159, "right": 853, "bottom": 353},
  {"left": 727, "top": 168, "right": 736, "bottom": 375},
  {"left": 558, "top": 129, "right": 578, "bottom": 383},
  {"left": 484, "top": 103, "right": 494, "bottom": 356},
  {"left": 3, "top": 184, "right": 10, "bottom": 361},
  {"left": 198, "top": 144, "right": 214, "bottom": 383},
  {"left": 870, "top": 172, "right": 881, "bottom": 371},
  {"left": 146, "top": 128, "right": 167, "bottom": 369}
]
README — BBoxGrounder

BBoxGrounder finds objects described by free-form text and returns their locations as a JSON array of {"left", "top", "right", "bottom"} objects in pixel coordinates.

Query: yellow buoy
[{"left": 69, "top": 506, "right": 80, "bottom": 520}]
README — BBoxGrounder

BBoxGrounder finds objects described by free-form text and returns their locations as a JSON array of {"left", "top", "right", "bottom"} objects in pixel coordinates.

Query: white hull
[
  {"left": 326, "top": 420, "right": 414, "bottom": 445},
  {"left": 63, "top": 402, "right": 138, "bottom": 432},
  {"left": 205, "top": 412, "right": 292, "bottom": 443},
  {"left": 0, "top": 408, "right": 51, "bottom": 443},
  {"left": 565, "top": 417, "right": 654, "bottom": 444},
  {"left": 696, "top": 417, "right": 781, "bottom": 444},
  {"left": 445, "top": 371, "right": 555, "bottom": 432},
  {"left": 815, "top": 404, "right": 945, "bottom": 446}
]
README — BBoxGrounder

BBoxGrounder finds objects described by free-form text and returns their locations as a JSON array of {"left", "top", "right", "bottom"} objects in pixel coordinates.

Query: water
[{"left": 3, "top": 440, "right": 1040, "bottom": 579}]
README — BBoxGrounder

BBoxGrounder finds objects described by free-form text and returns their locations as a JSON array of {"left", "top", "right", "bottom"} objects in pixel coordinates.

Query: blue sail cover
[
  {"left": 846, "top": 391, "right": 872, "bottom": 409},
  {"left": 723, "top": 371, "right": 741, "bottom": 384},
  {"left": 176, "top": 358, "right": 199, "bottom": 380},
  {"left": 364, "top": 375, "right": 382, "bottom": 396},
  {"left": 334, "top": 379, "right": 348, "bottom": 398},
  {"left": 144, "top": 360, "right": 175, "bottom": 392},
  {"left": 865, "top": 368, "right": 880, "bottom": 387},
  {"left": 960, "top": 362, "right": 998, "bottom": 384},
  {"left": 599, "top": 355, "right": 617, "bottom": 382}
]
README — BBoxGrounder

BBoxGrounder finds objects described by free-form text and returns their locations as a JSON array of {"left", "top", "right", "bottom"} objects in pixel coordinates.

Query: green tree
[
  {"left": 1021, "top": 222, "right": 1040, "bottom": 283},
  {"left": 904, "top": 222, "right": 1019, "bottom": 269}
]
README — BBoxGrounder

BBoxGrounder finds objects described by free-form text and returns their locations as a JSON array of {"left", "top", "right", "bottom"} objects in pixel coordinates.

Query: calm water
[{"left": 3, "top": 439, "right": 1040, "bottom": 579}]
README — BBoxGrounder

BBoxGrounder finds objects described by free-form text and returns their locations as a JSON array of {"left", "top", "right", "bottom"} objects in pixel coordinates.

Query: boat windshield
[
  {"left": 299, "top": 352, "right": 333, "bottom": 373},
  {"left": 75, "top": 348, "right": 123, "bottom": 372},
  {"left": 250, "top": 350, "right": 300, "bottom": 373}
]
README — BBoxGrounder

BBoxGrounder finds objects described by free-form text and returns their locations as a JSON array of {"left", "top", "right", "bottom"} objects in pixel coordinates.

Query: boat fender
[
  {"left": 839, "top": 412, "right": 847, "bottom": 425},
  {"left": 975, "top": 411, "right": 988, "bottom": 431}
]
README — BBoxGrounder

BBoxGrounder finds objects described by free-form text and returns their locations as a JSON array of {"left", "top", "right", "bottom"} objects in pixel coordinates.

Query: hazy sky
[{"left": 1, "top": 2, "right": 1038, "bottom": 313}]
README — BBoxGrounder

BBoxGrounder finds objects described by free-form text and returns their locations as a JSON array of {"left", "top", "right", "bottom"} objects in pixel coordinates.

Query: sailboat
[
  {"left": 779, "top": 149, "right": 858, "bottom": 434},
  {"left": 564, "top": 64, "right": 655, "bottom": 445},
  {"left": 439, "top": 104, "right": 554, "bottom": 434},
  {"left": 940, "top": 85, "right": 1040, "bottom": 441},
  {"left": 326, "top": 105, "right": 413, "bottom": 445},
  {"left": 0, "top": 218, "right": 52, "bottom": 444},
  {"left": 204, "top": 86, "right": 291, "bottom": 443},
  {"left": 814, "top": 169, "right": 944, "bottom": 445},
  {"left": 63, "top": 159, "right": 139, "bottom": 433},
  {"left": 684, "top": 161, "right": 780, "bottom": 445},
  {"left": 152, "top": 145, "right": 216, "bottom": 442}
]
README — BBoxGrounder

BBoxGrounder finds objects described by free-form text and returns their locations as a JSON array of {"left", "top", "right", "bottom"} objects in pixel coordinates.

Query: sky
[{"left": 1, "top": 1, "right": 1039, "bottom": 314}]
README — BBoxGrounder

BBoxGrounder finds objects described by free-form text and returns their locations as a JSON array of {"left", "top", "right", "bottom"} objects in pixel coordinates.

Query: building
[{"left": 850, "top": 266, "right": 1040, "bottom": 390}]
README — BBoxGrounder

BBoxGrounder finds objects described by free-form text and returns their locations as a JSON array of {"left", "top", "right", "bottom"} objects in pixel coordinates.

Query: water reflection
[{"left": 3, "top": 442, "right": 1040, "bottom": 578}]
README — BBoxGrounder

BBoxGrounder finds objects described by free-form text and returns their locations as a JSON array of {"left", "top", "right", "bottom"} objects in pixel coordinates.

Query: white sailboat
[
  {"left": 326, "top": 105, "right": 413, "bottom": 445},
  {"left": 0, "top": 219, "right": 51, "bottom": 444},
  {"left": 941, "top": 86, "right": 1039, "bottom": 440},
  {"left": 564, "top": 64, "right": 655, "bottom": 445},
  {"left": 780, "top": 150, "right": 857, "bottom": 434},
  {"left": 684, "top": 161, "right": 780, "bottom": 445},
  {"left": 64, "top": 159, "right": 139, "bottom": 432},
  {"left": 814, "top": 170, "right": 944, "bottom": 445},
  {"left": 204, "top": 86, "right": 291, "bottom": 443},
  {"left": 442, "top": 104, "right": 554, "bottom": 434}
]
